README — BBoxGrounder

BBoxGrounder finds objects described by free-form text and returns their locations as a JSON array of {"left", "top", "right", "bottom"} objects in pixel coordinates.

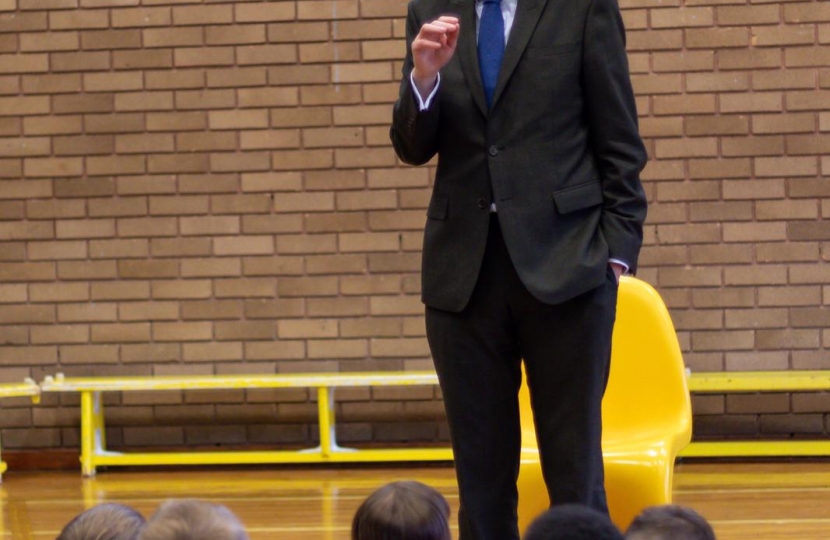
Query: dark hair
[
  {"left": 625, "top": 505, "right": 715, "bottom": 540},
  {"left": 56, "top": 503, "right": 146, "bottom": 540},
  {"left": 351, "top": 481, "right": 451, "bottom": 540},
  {"left": 138, "top": 499, "right": 248, "bottom": 540},
  {"left": 523, "top": 504, "right": 624, "bottom": 540}
]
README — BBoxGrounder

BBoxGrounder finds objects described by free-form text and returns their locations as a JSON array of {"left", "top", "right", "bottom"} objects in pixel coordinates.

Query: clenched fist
[{"left": 411, "top": 16, "right": 459, "bottom": 98}]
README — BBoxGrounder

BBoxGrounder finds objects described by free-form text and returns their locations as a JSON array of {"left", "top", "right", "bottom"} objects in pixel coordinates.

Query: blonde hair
[
  {"left": 56, "top": 503, "right": 146, "bottom": 540},
  {"left": 138, "top": 499, "right": 248, "bottom": 540}
]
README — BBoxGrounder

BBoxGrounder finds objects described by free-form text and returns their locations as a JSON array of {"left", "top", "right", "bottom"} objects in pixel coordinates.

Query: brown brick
[
  {"left": 757, "top": 200, "right": 819, "bottom": 221},
  {"left": 151, "top": 279, "right": 211, "bottom": 300},
  {"left": 117, "top": 217, "right": 177, "bottom": 238},
  {"left": 113, "top": 49, "right": 173, "bottom": 70},
  {"left": 276, "top": 234, "right": 337, "bottom": 255},
  {"left": 692, "top": 330, "right": 755, "bottom": 351},
  {"left": 687, "top": 27, "right": 749, "bottom": 48},
  {"left": 85, "top": 113, "right": 145, "bottom": 134},
  {"left": 756, "top": 156, "right": 818, "bottom": 177},
  {"left": 143, "top": 27, "right": 202, "bottom": 48},
  {"left": 53, "top": 135, "right": 114, "bottom": 156},
  {"left": 81, "top": 29, "right": 142, "bottom": 50},
  {"left": 237, "top": 44, "right": 297, "bottom": 65},
  {"left": 722, "top": 178, "right": 784, "bottom": 199},
  {"left": 242, "top": 255, "right": 304, "bottom": 276},
  {"left": 654, "top": 137, "right": 717, "bottom": 158},
  {"left": 172, "top": 4, "right": 232, "bottom": 25},
  {"left": 148, "top": 154, "right": 209, "bottom": 174},
  {"left": 182, "top": 342, "right": 244, "bottom": 362},
  {"left": 719, "top": 48, "right": 781, "bottom": 70},
  {"left": 175, "top": 47, "right": 235, "bottom": 68},
  {"left": 757, "top": 242, "right": 819, "bottom": 263},
  {"left": 206, "top": 67, "right": 267, "bottom": 88},
  {"left": 153, "top": 321, "right": 213, "bottom": 342},
  {"left": 652, "top": 50, "right": 715, "bottom": 72},
  {"left": 789, "top": 222, "right": 830, "bottom": 241},
  {"left": 753, "top": 112, "right": 815, "bottom": 134},
  {"left": 147, "top": 112, "right": 206, "bottom": 132},
  {"left": 242, "top": 299, "right": 303, "bottom": 319},
  {"left": 686, "top": 72, "right": 749, "bottom": 93},
  {"left": 757, "top": 329, "right": 820, "bottom": 350},
  {"left": 0, "top": 96, "right": 50, "bottom": 117},
  {"left": 87, "top": 155, "right": 146, "bottom": 177},
  {"left": 236, "top": 2, "right": 296, "bottom": 22},
  {"left": 115, "top": 91, "right": 174, "bottom": 112},
  {"left": 269, "top": 106, "right": 331, "bottom": 128},
  {"left": 58, "top": 260, "right": 116, "bottom": 280},
  {"left": 724, "top": 265, "right": 788, "bottom": 286},
  {"left": 296, "top": 0, "right": 358, "bottom": 20},
  {"left": 754, "top": 69, "right": 816, "bottom": 91},
  {"left": 721, "top": 92, "right": 783, "bottom": 113},
  {"left": 784, "top": 2, "right": 830, "bottom": 23},
  {"left": 175, "top": 89, "right": 235, "bottom": 110},
  {"left": 28, "top": 240, "right": 88, "bottom": 261},
  {"left": 689, "top": 244, "right": 752, "bottom": 264},
  {"left": 147, "top": 71, "right": 205, "bottom": 91},
  {"left": 0, "top": 180, "right": 53, "bottom": 201},
  {"left": 268, "top": 21, "right": 329, "bottom": 43},
  {"left": 721, "top": 135, "right": 784, "bottom": 156},
  {"left": 785, "top": 46, "right": 830, "bottom": 68},
  {"left": 102, "top": 8, "right": 168, "bottom": 30},
  {"left": 90, "top": 238, "right": 149, "bottom": 259},
  {"left": 116, "top": 175, "right": 177, "bottom": 196},
  {"left": 150, "top": 237, "right": 212, "bottom": 258},
  {"left": 50, "top": 10, "right": 108, "bottom": 30},
  {"left": 791, "top": 307, "right": 830, "bottom": 328},
  {"left": 718, "top": 4, "right": 779, "bottom": 25},
  {"left": 23, "top": 116, "right": 82, "bottom": 136},
  {"left": 725, "top": 307, "right": 788, "bottom": 329},
  {"left": 653, "top": 94, "right": 716, "bottom": 116},
  {"left": 84, "top": 72, "right": 143, "bottom": 92},
  {"left": 268, "top": 65, "right": 330, "bottom": 86},
  {"left": 91, "top": 281, "right": 150, "bottom": 301},
  {"left": 650, "top": 6, "right": 712, "bottom": 28}
]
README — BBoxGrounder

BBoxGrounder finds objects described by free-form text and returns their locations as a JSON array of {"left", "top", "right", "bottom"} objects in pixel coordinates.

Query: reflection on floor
[{"left": 3, "top": 462, "right": 830, "bottom": 539}]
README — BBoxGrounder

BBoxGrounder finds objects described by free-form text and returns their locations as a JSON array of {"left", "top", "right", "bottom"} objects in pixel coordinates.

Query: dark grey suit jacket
[{"left": 391, "top": 0, "right": 648, "bottom": 312}]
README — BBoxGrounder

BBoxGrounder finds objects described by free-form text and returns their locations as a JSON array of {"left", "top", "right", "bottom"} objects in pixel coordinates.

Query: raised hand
[{"left": 411, "top": 16, "right": 459, "bottom": 98}]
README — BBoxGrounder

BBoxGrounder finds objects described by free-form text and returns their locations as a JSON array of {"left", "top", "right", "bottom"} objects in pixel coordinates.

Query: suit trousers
[{"left": 425, "top": 214, "right": 618, "bottom": 540}]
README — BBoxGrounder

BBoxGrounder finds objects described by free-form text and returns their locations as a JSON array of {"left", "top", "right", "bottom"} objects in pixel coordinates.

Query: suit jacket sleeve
[
  {"left": 582, "top": 0, "right": 648, "bottom": 274},
  {"left": 390, "top": 3, "right": 441, "bottom": 166}
]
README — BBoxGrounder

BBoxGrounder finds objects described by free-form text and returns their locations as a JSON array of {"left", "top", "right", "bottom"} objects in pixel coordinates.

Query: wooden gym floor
[{"left": 2, "top": 462, "right": 829, "bottom": 539}]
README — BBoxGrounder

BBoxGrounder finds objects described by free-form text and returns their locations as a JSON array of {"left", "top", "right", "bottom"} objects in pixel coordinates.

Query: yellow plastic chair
[{"left": 517, "top": 276, "right": 692, "bottom": 532}]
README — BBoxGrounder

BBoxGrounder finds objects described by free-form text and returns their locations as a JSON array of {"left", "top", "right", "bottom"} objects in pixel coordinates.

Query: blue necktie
[{"left": 478, "top": 0, "right": 505, "bottom": 108}]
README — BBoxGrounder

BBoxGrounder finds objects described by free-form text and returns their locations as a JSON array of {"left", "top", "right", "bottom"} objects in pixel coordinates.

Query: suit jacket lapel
[
  {"left": 451, "top": 0, "right": 488, "bottom": 117},
  {"left": 492, "top": 0, "right": 549, "bottom": 107}
]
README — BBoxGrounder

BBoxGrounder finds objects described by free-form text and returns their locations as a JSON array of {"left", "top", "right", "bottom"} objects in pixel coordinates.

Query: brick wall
[{"left": 0, "top": 0, "right": 827, "bottom": 452}]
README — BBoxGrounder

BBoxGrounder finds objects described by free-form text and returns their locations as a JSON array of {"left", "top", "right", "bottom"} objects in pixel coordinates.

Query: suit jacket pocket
[
  {"left": 552, "top": 181, "right": 603, "bottom": 214},
  {"left": 427, "top": 196, "right": 448, "bottom": 220}
]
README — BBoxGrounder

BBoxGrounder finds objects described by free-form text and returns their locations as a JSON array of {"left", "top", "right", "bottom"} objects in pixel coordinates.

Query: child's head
[
  {"left": 625, "top": 505, "right": 715, "bottom": 540},
  {"left": 56, "top": 503, "right": 146, "bottom": 540},
  {"left": 138, "top": 499, "right": 248, "bottom": 540},
  {"left": 524, "top": 504, "right": 624, "bottom": 540},
  {"left": 351, "top": 481, "right": 451, "bottom": 540}
]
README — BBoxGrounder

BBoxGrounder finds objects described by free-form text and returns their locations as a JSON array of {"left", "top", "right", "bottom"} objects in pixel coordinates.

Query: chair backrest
[{"left": 521, "top": 276, "right": 692, "bottom": 446}]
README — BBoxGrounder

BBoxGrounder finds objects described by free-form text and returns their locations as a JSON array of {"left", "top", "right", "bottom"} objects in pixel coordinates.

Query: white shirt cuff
[
  {"left": 608, "top": 258, "right": 629, "bottom": 274},
  {"left": 410, "top": 71, "right": 441, "bottom": 111}
]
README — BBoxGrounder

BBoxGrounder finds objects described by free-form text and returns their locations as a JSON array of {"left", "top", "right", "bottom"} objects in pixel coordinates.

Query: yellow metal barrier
[
  {"left": 40, "top": 372, "right": 453, "bottom": 476},
  {"left": 683, "top": 370, "right": 830, "bottom": 458},
  {"left": 0, "top": 380, "right": 41, "bottom": 481}
]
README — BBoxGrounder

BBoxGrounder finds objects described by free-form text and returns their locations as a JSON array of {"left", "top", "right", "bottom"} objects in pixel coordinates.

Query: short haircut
[
  {"left": 625, "top": 505, "right": 715, "bottom": 540},
  {"left": 138, "top": 499, "right": 248, "bottom": 540},
  {"left": 351, "top": 480, "right": 451, "bottom": 540},
  {"left": 523, "top": 504, "right": 624, "bottom": 540},
  {"left": 56, "top": 503, "right": 146, "bottom": 540}
]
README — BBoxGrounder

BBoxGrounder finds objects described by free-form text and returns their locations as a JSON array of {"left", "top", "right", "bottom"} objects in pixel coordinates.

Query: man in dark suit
[{"left": 390, "top": 0, "right": 647, "bottom": 537}]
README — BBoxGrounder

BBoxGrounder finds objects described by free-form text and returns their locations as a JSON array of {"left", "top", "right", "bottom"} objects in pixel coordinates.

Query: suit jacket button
[
  {"left": 488, "top": 146, "right": 498, "bottom": 156},
  {"left": 477, "top": 198, "right": 488, "bottom": 209}
]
